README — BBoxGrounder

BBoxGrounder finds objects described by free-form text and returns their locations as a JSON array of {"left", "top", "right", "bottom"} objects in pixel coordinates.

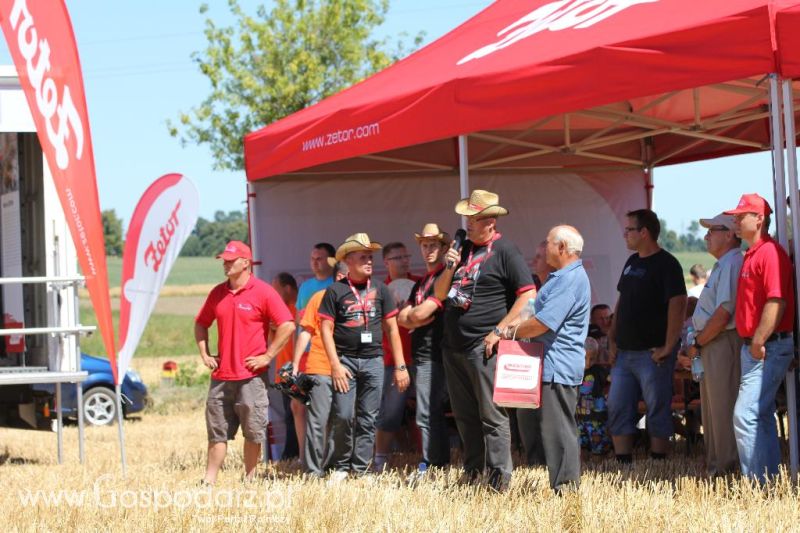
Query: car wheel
[{"left": 82, "top": 387, "right": 117, "bottom": 426}]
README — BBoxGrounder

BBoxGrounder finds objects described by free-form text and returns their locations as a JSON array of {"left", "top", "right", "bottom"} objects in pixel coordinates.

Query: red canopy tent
[
  {"left": 776, "top": 0, "right": 800, "bottom": 78},
  {"left": 244, "top": 0, "right": 790, "bottom": 180},
  {"left": 241, "top": 0, "right": 800, "bottom": 318},
  {"left": 243, "top": 0, "right": 800, "bottom": 476}
]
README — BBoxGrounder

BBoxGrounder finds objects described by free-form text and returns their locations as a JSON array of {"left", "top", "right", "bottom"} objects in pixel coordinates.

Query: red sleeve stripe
[
  {"left": 516, "top": 284, "right": 536, "bottom": 296},
  {"left": 318, "top": 313, "right": 335, "bottom": 322},
  {"left": 426, "top": 296, "right": 444, "bottom": 310},
  {"left": 385, "top": 309, "right": 399, "bottom": 319}
]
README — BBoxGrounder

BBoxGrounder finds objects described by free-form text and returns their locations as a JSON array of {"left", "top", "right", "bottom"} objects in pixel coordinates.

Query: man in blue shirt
[
  {"left": 292, "top": 242, "right": 336, "bottom": 462},
  {"left": 297, "top": 243, "right": 336, "bottom": 315},
  {"left": 510, "top": 225, "right": 591, "bottom": 492}
]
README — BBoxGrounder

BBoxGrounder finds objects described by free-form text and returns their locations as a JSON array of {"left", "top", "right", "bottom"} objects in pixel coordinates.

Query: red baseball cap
[
  {"left": 723, "top": 193, "right": 773, "bottom": 216},
  {"left": 216, "top": 240, "right": 252, "bottom": 260}
]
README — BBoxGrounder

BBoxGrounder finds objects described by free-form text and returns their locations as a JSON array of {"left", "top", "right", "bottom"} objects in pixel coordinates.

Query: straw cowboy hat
[
  {"left": 454, "top": 189, "right": 509, "bottom": 217},
  {"left": 335, "top": 233, "right": 383, "bottom": 261},
  {"left": 414, "top": 223, "right": 451, "bottom": 245}
]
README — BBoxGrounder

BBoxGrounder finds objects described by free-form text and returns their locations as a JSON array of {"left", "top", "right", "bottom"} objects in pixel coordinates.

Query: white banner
[{"left": 117, "top": 174, "right": 199, "bottom": 382}]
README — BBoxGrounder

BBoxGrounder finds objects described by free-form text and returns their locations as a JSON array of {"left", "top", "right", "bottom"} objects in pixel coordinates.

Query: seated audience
[{"left": 577, "top": 337, "right": 611, "bottom": 457}]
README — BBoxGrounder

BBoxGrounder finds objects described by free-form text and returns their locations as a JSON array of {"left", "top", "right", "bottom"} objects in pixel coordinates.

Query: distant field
[
  {"left": 104, "top": 256, "right": 221, "bottom": 288},
  {"left": 79, "top": 307, "right": 216, "bottom": 358}
]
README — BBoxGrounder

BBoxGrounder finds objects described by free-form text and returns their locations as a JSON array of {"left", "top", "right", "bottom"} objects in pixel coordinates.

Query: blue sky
[{"left": 0, "top": 0, "right": 779, "bottom": 236}]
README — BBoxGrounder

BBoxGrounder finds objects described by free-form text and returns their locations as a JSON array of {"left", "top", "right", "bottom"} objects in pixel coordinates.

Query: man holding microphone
[{"left": 434, "top": 190, "right": 536, "bottom": 491}]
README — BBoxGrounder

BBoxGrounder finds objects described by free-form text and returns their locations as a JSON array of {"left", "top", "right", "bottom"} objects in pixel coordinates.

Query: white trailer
[{"left": 0, "top": 66, "right": 91, "bottom": 462}]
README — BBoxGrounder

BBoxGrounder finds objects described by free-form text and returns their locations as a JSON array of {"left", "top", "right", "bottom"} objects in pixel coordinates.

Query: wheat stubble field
[{"left": 1, "top": 356, "right": 799, "bottom": 531}]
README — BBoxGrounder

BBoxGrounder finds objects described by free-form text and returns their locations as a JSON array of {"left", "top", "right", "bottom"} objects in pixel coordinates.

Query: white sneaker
[{"left": 327, "top": 470, "right": 349, "bottom": 484}]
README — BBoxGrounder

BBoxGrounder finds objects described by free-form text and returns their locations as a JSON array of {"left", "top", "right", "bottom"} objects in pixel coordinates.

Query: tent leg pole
[
  {"left": 56, "top": 381, "right": 63, "bottom": 464},
  {"left": 458, "top": 135, "right": 470, "bottom": 229},
  {"left": 769, "top": 74, "right": 789, "bottom": 247},
  {"left": 247, "top": 182, "right": 263, "bottom": 279},
  {"left": 782, "top": 78, "right": 800, "bottom": 484},
  {"left": 116, "top": 384, "right": 127, "bottom": 477}
]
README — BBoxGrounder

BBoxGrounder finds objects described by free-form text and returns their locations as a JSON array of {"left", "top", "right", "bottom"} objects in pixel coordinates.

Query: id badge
[{"left": 360, "top": 331, "right": 373, "bottom": 344}]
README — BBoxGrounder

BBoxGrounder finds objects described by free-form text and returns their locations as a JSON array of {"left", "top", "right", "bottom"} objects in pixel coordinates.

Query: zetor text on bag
[{"left": 493, "top": 339, "right": 544, "bottom": 408}]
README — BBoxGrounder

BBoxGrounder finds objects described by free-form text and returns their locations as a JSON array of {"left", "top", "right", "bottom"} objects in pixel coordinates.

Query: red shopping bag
[{"left": 492, "top": 339, "right": 544, "bottom": 409}]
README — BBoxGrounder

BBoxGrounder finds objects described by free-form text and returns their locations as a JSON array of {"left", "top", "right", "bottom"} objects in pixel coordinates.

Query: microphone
[{"left": 448, "top": 229, "right": 467, "bottom": 269}]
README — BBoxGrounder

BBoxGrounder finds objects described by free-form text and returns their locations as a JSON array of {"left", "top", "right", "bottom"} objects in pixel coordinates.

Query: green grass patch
[
  {"left": 79, "top": 307, "right": 217, "bottom": 358},
  {"left": 104, "top": 256, "right": 222, "bottom": 288},
  {"left": 673, "top": 251, "right": 714, "bottom": 273}
]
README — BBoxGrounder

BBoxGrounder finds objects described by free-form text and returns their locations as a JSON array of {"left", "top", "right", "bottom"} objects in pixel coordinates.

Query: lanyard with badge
[{"left": 348, "top": 277, "right": 373, "bottom": 343}]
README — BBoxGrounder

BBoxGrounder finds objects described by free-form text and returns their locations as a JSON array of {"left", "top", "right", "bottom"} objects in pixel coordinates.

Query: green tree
[
  {"left": 169, "top": 0, "right": 422, "bottom": 171},
  {"left": 180, "top": 210, "right": 249, "bottom": 256},
  {"left": 658, "top": 218, "right": 679, "bottom": 252},
  {"left": 102, "top": 209, "right": 124, "bottom": 256},
  {"left": 678, "top": 220, "right": 705, "bottom": 252}
]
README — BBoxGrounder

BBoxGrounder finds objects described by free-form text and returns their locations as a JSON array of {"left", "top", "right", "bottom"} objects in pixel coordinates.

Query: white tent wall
[{"left": 249, "top": 168, "right": 647, "bottom": 308}]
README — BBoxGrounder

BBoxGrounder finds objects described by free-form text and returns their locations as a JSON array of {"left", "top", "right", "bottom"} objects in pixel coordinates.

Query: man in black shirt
[
  {"left": 398, "top": 223, "right": 451, "bottom": 468},
  {"left": 319, "top": 233, "right": 410, "bottom": 479},
  {"left": 434, "top": 190, "right": 536, "bottom": 491},
  {"left": 607, "top": 209, "right": 687, "bottom": 463}
]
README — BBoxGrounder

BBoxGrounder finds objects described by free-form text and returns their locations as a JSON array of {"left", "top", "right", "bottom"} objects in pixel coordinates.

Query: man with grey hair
[
  {"left": 686, "top": 213, "right": 743, "bottom": 477},
  {"left": 509, "top": 225, "right": 591, "bottom": 492}
]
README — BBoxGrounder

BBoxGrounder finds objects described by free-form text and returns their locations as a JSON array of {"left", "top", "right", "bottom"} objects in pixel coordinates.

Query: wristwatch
[
  {"left": 493, "top": 326, "right": 503, "bottom": 338},
  {"left": 395, "top": 365, "right": 407, "bottom": 372},
  {"left": 693, "top": 338, "right": 702, "bottom": 349}
]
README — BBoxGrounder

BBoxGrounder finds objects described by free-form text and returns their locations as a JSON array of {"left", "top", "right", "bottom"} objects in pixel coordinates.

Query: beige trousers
[{"left": 699, "top": 328, "right": 743, "bottom": 476}]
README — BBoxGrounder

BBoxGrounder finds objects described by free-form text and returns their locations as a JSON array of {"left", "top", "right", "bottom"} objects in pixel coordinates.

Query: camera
[
  {"left": 270, "top": 362, "right": 318, "bottom": 405},
  {"left": 448, "top": 286, "right": 472, "bottom": 311}
]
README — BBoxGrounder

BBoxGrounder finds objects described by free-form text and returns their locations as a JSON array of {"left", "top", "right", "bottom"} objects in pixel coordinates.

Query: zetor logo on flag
[
  {"left": 117, "top": 174, "right": 199, "bottom": 380},
  {"left": 9, "top": 0, "right": 84, "bottom": 169},
  {"left": 143, "top": 200, "right": 181, "bottom": 273},
  {"left": 458, "top": 0, "right": 657, "bottom": 65}
]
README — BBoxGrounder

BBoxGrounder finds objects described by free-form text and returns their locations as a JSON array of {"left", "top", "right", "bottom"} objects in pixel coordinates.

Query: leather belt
[{"left": 742, "top": 332, "right": 792, "bottom": 345}]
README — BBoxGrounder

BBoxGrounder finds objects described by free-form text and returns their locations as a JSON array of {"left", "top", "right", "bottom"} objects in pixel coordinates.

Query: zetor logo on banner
[
  {"left": 143, "top": 201, "right": 181, "bottom": 273},
  {"left": 458, "top": 0, "right": 657, "bottom": 65},
  {"left": 9, "top": 0, "right": 84, "bottom": 169}
]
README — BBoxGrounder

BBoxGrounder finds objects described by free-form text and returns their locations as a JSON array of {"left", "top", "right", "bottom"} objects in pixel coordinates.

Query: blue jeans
[
  {"left": 376, "top": 365, "right": 414, "bottom": 432},
  {"left": 413, "top": 360, "right": 450, "bottom": 466},
  {"left": 733, "top": 336, "right": 793, "bottom": 483},
  {"left": 607, "top": 348, "right": 676, "bottom": 439}
]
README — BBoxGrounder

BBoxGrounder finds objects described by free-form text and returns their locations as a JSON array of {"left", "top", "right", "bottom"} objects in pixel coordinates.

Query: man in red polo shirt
[
  {"left": 195, "top": 240, "right": 294, "bottom": 485},
  {"left": 726, "top": 194, "right": 795, "bottom": 483}
]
